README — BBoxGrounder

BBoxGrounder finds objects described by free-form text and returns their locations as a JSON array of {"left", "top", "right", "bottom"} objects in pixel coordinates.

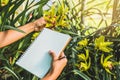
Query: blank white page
[{"left": 16, "top": 28, "right": 71, "bottom": 78}]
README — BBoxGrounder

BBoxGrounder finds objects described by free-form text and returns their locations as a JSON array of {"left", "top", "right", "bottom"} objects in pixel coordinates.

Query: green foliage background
[{"left": 0, "top": 0, "right": 120, "bottom": 80}]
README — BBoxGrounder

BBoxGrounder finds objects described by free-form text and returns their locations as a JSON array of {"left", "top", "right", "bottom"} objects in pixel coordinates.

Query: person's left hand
[{"left": 33, "top": 17, "right": 46, "bottom": 31}]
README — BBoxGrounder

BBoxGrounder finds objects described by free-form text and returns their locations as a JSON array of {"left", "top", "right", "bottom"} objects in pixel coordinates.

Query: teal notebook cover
[{"left": 16, "top": 28, "right": 71, "bottom": 78}]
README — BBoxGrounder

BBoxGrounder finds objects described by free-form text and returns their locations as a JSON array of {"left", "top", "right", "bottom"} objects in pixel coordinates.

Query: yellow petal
[
  {"left": 105, "top": 68, "right": 114, "bottom": 75},
  {"left": 78, "top": 54, "right": 86, "bottom": 60},
  {"left": 103, "top": 61, "right": 112, "bottom": 68},
  {"left": 45, "top": 23, "right": 53, "bottom": 28},
  {"left": 88, "top": 57, "right": 91, "bottom": 69},
  {"left": 85, "top": 49, "right": 89, "bottom": 60},
  {"left": 1, "top": 0, "right": 9, "bottom": 6},
  {"left": 78, "top": 38, "right": 88, "bottom": 47},
  {"left": 99, "top": 47, "right": 111, "bottom": 52},
  {"left": 101, "top": 54, "right": 104, "bottom": 64},
  {"left": 80, "top": 62, "right": 88, "bottom": 71},
  {"left": 104, "top": 55, "right": 113, "bottom": 63}
]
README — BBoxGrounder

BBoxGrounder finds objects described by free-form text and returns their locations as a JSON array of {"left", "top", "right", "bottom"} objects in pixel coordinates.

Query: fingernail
[{"left": 49, "top": 50, "right": 52, "bottom": 54}]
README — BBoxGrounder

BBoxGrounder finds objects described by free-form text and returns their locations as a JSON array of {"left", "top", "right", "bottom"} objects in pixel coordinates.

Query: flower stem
[{"left": 94, "top": 50, "right": 100, "bottom": 80}]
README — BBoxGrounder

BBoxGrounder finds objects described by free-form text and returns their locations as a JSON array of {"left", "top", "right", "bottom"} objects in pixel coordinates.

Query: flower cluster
[
  {"left": 77, "top": 49, "right": 91, "bottom": 71},
  {"left": 76, "top": 36, "right": 116, "bottom": 74},
  {"left": 43, "top": 1, "right": 69, "bottom": 28}
]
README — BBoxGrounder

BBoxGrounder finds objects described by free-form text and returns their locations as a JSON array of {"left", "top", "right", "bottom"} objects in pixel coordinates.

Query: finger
[
  {"left": 36, "top": 18, "right": 46, "bottom": 26},
  {"left": 59, "top": 55, "right": 68, "bottom": 65},
  {"left": 59, "top": 52, "right": 65, "bottom": 58},
  {"left": 40, "top": 17, "right": 47, "bottom": 24},
  {"left": 58, "top": 56, "right": 66, "bottom": 60},
  {"left": 49, "top": 50, "right": 58, "bottom": 60}
]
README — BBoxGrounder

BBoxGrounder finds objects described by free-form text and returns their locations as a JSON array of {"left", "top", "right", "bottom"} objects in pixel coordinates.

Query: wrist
[
  {"left": 42, "top": 70, "right": 57, "bottom": 80},
  {"left": 31, "top": 22, "right": 36, "bottom": 32},
  {"left": 32, "top": 22, "right": 39, "bottom": 32},
  {"left": 33, "top": 21, "right": 45, "bottom": 32}
]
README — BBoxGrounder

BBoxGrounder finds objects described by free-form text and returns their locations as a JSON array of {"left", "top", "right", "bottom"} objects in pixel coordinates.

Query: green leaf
[
  {"left": 4, "top": 25, "right": 25, "bottom": 33},
  {"left": 0, "top": 47, "right": 10, "bottom": 61},
  {"left": 3, "top": 66, "right": 20, "bottom": 80},
  {"left": 73, "top": 70, "right": 91, "bottom": 80},
  {"left": 5, "top": 0, "right": 25, "bottom": 18},
  {"left": 32, "top": 76, "right": 39, "bottom": 80}
]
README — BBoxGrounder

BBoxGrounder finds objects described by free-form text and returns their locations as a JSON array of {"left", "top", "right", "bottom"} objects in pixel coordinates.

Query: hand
[
  {"left": 42, "top": 50, "right": 67, "bottom": 80},
  {"left": 33, "top": 17, "right": 46, "bottom": 31}
]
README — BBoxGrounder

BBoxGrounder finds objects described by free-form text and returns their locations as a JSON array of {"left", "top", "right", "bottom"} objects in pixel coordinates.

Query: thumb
[{"left": 49, "top": 50, "right": 57, "bottom": 60}]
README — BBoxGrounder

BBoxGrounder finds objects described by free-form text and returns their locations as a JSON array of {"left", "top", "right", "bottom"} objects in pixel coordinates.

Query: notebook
[{"left": 16, "top": 28, "right": 71, "bottom": 78}]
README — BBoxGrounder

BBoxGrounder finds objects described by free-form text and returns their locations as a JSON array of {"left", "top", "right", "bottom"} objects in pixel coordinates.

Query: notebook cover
[{"left": 16, "top": 28, "right": 71, "bottom": 78}]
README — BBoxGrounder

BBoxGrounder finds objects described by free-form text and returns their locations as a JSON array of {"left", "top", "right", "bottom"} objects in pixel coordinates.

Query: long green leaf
[
  {"left": 32, "top": 76, "right": 39, "bottom": 80},
  {"left": 3, "top": 66, "right": 20, "bottom": 80},
  {"left": 12, "top": 0, "right": 49, "bottom": 25},
  {"left": 73, "top": 70, "right": 91, "bottom": 80},
  {"left": 6, "top": 0, "right": 25, "bottom": 18},
  {"left": 4, "top": 25, "right": 25, "bottom": 33}
]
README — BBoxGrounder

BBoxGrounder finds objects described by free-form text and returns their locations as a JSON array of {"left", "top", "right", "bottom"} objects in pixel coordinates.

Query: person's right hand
[{"left": 42, "top": 50, "right": 67, "bottom": 80}]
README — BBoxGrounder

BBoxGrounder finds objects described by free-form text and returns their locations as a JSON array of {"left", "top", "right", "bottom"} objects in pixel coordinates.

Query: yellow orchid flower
[
  {"left": 56, "top": 17, "right": 69, "bottom": 28},
  {"left": 78, "top": 49, "right": 89, "bottom": 61},
  {"left": 95, "top": 36, "right": 113, "bottom": 52},
  {"left": 80, "top": 62, "right": 88, "bottom": 71},
  {"left": 78, "top": 54, "right": 86, "bottom": 61},
  {"left": 1, "top": 0, "right": 9, "bottom": 6},
  {"left": 79, "top": 58, "right": 91, "bottom": 71},
  {"left": 43, "top": 0, "right": 69, "bottom": 28},
  {"left": 44, "top": 6, "right": 57, "bottom": 28},
  {"left": 31, "top": 32, "right": 39, "bottom": 40},
  {"left": 78, "top": 50, "right": 91, "bottom": 71},
  {"left": 78, "top": 38, "right": 89, "bottom": 47},
  {"left": 101, "top": 54, "right": 114, "bottom": 74},
  {"left": 57, "top": 1, "right": 68, "bottom": 16}
]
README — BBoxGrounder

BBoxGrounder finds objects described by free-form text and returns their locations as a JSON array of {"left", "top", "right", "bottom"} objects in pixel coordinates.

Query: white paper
[{"left": 16, "top": 28, "right": 71, "bottom": 78}]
